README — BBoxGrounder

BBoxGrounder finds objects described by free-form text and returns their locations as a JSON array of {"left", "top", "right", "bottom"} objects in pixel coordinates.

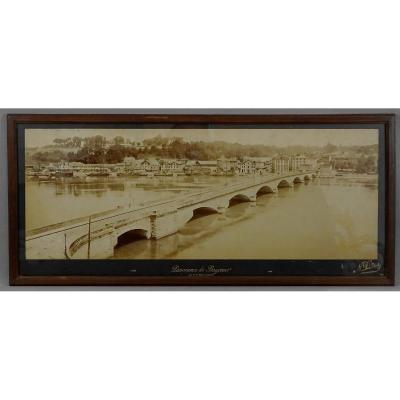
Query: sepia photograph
[{"left": 24, "top": 126, "right": 380, "bottom": 262}]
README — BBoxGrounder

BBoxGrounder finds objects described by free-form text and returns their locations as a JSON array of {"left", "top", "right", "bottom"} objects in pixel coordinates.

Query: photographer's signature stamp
[{"left": 356, "top": 260, "right": 382, "bottom": 274}]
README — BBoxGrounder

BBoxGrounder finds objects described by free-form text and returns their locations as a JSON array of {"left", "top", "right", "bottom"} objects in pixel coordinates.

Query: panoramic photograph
[{"left": 24, "top": 128, "right": 379, "bottom": 260}]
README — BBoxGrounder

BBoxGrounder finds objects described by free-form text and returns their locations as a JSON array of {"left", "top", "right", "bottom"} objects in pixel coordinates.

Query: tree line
[
  {"left": 28, "top": 135, "right": 379, "bottom": 165},
  {"left": 335, "top": 155, "right": 377, "bottom": 173}
]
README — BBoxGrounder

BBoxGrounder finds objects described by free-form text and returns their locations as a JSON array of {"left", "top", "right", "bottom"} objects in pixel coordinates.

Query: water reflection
[{"left": 225, "top": 201, "right": 253, "bottom": 218}]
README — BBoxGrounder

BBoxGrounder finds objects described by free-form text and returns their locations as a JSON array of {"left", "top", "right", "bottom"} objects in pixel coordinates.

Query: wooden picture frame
[{"left": 8, "top": 113, "right": 396, "bottom": 286}]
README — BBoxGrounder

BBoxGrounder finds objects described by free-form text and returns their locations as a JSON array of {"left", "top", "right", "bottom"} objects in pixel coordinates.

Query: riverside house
[{"left": 159, "top": 159, "right": 185, "bottom": 174}]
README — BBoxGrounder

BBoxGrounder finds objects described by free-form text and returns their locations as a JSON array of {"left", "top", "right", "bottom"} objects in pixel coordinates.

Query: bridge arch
[
  {"left": 256, "top": 185, "right": 274, "bottom": 196},
  {"left": 228, "top": 194, "right": 251, "bottom": 206},
  {"left": 189, "top": 206, "right": 219, "bottom": 221},
  {"left": 116, "top": 228, "right": 149, "bottom": 248},
  {"left": 303, "top": 174, "right": 311, "bottom": 181},
  {"left": 177, "top": 205, "right": 220, "bottom": 228},
  {"left": 293, "top": 176, "right": 303, "bottom": 184},
  {"left": 277, "top": 179, "right": 291, "bottom": 188}
]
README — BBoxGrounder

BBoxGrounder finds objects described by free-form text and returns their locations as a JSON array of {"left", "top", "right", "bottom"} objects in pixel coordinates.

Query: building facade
[
  {"left": 272, "top": 156, "right": 290, "bottom": 174},
  {"left": 290, "top": 154, "right": 307, "bottom": 171},
  {"left": 217, "top": 158, "right": 239, "bottom": 173}
]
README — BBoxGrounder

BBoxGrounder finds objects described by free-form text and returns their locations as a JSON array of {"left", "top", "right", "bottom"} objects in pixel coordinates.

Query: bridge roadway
[{"left": 25, "top": 171, "right": 317, "bottom": 259}]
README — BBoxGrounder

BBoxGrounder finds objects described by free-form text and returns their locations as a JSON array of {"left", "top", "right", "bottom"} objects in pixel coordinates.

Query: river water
[{"left": 25, "top": 175, "right": 378, "bottom": 260}]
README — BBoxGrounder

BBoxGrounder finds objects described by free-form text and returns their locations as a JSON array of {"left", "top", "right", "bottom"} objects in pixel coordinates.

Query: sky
[{"left": 25, "top": 128, "right": 379, "bottom": 148}]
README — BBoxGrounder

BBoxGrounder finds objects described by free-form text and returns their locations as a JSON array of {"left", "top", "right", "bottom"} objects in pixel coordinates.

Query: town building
[
  {"left": 289, "top": 154, "right": 307, "bottom": 171},
  {"left": 183, "top": 160, "right": 198, "bottom": 174},
  {"left": 124, "top": 157, "right": 137, "bottom": 170},
  {"left": 142, "top": 159, "right": 160, "bottom": 172},
  {"left": 123, "top": 157, "right": 148, "bottom": 174},
  {"left": 159, "top": 159, "right": 185, "bottom": 174},
  {"left": 194, "top": 161, "right": 219, "bottom": 174},
  {"left": 217, "top": 158, "right": 239, "bottom": 173},
  {"left": 303, "top": 157, "right": 319, "bottom": 170},
  {"left": 272, "top": 155, "right": 290, "bottom": 174},
  {"left": 238, "top": 159, "right": 255, "bottom": 175},
  {"left": 243, "top": 157, "right": 273, "bottom": 174},
  {"left": 317, "top": 154, "right": 332, "bottom": 166}
]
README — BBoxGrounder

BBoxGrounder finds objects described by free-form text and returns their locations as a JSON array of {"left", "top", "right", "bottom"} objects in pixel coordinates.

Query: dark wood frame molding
[{"left": 8, "top": 113, "right": 396, "bottom": 286}]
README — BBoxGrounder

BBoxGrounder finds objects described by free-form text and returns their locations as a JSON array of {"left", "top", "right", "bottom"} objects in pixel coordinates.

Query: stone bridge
[{"left": 25, "top": 171, "right": 317, "bottom": 259}]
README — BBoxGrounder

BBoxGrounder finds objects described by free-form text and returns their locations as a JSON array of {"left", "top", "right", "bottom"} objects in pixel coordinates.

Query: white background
[{"left": 0, "top": 1, "right": 399, "bottom": 400}]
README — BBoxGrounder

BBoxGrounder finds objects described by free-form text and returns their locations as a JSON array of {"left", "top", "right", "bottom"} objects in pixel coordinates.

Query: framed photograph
[{"left": 8, "top": 113, "right": 395, "bottom": 285}]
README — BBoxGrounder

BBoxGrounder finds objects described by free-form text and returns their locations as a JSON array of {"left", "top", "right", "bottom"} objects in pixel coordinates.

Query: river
[{"left": 25, "top": 174, "right": 378, "bottom": 260}]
